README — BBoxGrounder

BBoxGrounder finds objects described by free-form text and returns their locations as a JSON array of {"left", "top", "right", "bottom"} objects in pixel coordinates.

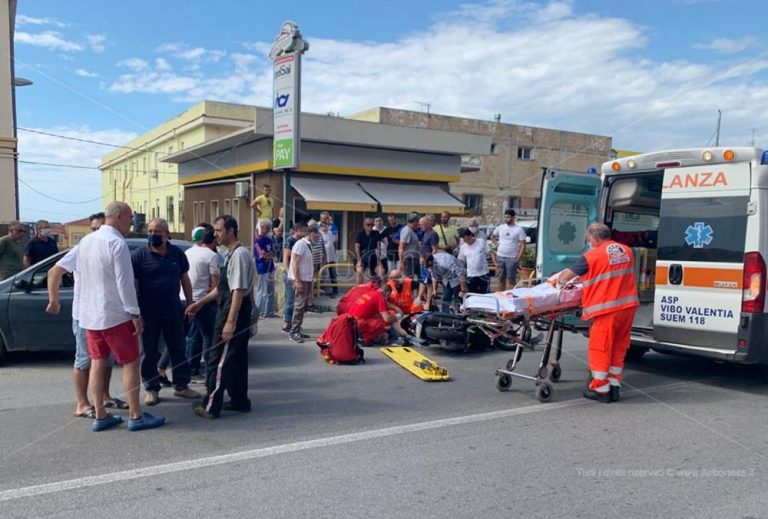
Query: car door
[
  {"left": 653, "top": 163, "right": 750, "bottom": 350},
  {"left": 537, "top": 169, "right": 602, "bottom": 278},
  {"left": 7, "top": 256, "right": 74, "bottom": 351}
]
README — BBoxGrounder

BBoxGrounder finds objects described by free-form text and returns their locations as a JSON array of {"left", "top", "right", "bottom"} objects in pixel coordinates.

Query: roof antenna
[{"left": 715, "top": 109, "right": 722, "bottom": 147}]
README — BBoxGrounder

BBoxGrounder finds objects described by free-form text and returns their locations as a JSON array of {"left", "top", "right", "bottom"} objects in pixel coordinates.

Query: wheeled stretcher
[{"left": 461, "top": 281, "right": 583, "bottom": 402}]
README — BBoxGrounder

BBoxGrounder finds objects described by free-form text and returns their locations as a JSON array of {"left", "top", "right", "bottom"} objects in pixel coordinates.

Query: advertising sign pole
[{"left": 269, "top": 21, "right": 309, "bottom": 249}]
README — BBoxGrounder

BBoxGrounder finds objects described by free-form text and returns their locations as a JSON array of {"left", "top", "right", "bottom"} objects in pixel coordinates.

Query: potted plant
[{"left": 518, "top": 246, "right": 536, "bottom": 283}]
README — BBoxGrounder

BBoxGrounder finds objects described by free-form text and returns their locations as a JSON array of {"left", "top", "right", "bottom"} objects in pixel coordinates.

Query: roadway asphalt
[{"left": 0, "top": 309, "right": 766, "bottom": 518}]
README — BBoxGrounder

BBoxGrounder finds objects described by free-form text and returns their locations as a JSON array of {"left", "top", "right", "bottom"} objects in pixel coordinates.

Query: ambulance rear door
[
  {"left": 653, "top": 163, "right": 750, "bottom": 351},
  {"left": 537, "top": 169, "right": 602, "bottom": 279}
]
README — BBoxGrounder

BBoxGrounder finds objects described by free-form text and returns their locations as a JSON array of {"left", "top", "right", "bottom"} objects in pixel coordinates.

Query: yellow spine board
[{"left": 380, "top": 346, "right": 451, "bottom": 381}]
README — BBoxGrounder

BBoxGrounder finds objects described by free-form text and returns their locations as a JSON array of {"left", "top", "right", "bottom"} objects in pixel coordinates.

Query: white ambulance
[{"left": 537, "top": 147, "right": 767, "bottom": 364}]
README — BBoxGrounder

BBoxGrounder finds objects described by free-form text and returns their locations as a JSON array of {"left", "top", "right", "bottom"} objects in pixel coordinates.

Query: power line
[
  {"left": 17, "top": 127, "right": 149, "bottom": 153},
  {"left": 19, "top": 159, "right": 178, "bottom": 176},
  {"left": 18, "top": 178, "right": 103, "bottom": 204}
]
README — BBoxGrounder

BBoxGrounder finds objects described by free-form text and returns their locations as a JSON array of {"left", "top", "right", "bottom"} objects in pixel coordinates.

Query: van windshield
[{"left": 657, "top": 196, "right": 748, "bottom": 263}]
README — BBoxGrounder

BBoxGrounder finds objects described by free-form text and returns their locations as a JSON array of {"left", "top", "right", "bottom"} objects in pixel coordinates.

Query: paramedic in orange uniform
[
  {"left": 349, "top": 284, "right": 410, "bottom": 344},
  {"left": 557, "top": 223, "right": 639, "bottom": 403},
  {"left": 386, "top": 269, "right": 423, "bottom": 314}
]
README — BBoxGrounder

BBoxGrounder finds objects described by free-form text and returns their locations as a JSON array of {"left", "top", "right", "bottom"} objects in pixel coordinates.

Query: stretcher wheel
[
  {"left": 537, "top": 366, "right": 549, "bottom": 380},
  {"left": 550, "top": 364, "right": 562, "bottom": 382},
  {"left": 521, "top": 325, "right": 532, "bottom": 343},
  {"left": 496, "top": 374, "right": 512, "bottom": 392},
  {"left": 536, "top": 382, "right": 553, "bottom": 403}
]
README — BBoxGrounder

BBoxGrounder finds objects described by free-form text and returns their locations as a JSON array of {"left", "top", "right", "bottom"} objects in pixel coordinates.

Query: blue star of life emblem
[{"left": 684, "top": 222, "right": 714, "bottom": 248}]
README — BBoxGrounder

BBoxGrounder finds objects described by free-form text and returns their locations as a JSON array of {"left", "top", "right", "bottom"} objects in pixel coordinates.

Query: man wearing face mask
[
  {"left": 23, "top": 219, "right": 59, "bottom": 268},
  {"left": 131, "top": 218, "right": 199, "bottom": 406}
]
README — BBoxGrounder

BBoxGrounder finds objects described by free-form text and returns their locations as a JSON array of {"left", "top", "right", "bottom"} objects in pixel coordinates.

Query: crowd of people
[{"left": 0, "top": 182, "right": 537, "bottom": 431}]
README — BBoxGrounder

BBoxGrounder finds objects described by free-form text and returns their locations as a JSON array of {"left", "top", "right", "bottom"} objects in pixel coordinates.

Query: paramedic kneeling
[
  {"left": 349, "top": 284, "right": 408, "bottom": 345},
  {"left": 557, "top": 223, "right": 639, "bottom": 403}
]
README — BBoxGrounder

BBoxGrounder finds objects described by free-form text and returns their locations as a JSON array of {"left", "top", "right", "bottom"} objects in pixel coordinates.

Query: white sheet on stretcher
[{"left": 462, "top": 283, "right": 582, "bottom": 317}]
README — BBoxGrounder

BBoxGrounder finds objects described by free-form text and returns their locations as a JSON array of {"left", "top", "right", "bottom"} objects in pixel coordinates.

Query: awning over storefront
[
  {"left": 292, "top": 176, "right": 378, "bottom": 211},
  {"left": 359, "top": 181, "right": 465, "bottom": 214}
]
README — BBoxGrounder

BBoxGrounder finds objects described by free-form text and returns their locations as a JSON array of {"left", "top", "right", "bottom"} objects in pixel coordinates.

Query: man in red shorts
[{"left": 70, "top": 202, "right": 165, "bottom": 431}]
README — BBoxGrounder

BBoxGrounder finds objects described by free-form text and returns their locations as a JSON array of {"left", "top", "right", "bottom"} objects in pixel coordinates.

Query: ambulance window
[
  {"left": 657, "top": 196, "right": 748, "bottom": 263},
  {"left": 612, "top": 212, "right": 659, "bottom": 233},
  {"left": 548, "top": 202, "right": 589, "bottom": 253}
]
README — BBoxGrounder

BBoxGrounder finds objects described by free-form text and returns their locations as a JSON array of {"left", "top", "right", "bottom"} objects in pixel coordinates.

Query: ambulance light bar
[{"left": 761, "top": 151, "right": 768, "bottom": 165}]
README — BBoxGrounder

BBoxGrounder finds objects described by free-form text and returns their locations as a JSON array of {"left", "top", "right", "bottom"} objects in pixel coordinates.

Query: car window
[{"left": 31, "top": 263, "right": 53, "bottom": 289}]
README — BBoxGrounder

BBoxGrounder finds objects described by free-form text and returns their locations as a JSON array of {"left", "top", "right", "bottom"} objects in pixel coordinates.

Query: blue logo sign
[
  {"left": 558, "top": 221, "right": 577, "bottom": 244},
  {"left": 684, "top": 222, "right": 714, "bottom": 248},
  {"left": 276, "top": 94, "right": 290, "bottom": 108}
]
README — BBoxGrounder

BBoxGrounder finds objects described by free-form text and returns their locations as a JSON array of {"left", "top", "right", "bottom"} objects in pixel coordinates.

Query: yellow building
[{"left": 99, "top": 101, "right": 255, "bottom": 233}]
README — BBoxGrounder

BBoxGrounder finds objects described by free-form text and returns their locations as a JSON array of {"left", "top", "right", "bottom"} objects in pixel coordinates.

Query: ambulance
[{"left": 537, "top": 147, "right": 768, "bottom": 364}]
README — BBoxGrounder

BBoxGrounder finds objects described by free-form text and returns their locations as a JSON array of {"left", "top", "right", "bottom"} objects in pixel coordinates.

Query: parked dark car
[{"left": 0, "top": 238, "right": 193, "bottom": 363}]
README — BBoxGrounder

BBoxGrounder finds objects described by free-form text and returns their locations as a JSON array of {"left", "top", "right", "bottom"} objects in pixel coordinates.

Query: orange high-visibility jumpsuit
[
  {"left": 580, "top": 241, "right": 639, "bottom": 394},
  {"left": 387, "top": 278, "right": 421, "bottom": 314}
]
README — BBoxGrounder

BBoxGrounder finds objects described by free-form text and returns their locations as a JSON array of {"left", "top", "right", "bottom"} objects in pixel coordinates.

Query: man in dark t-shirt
[
  {"left": 131, "top": 218, "right": 198, "bottom": 405},
  {"left": 355, "top": 217, "right": 382, "bottom": 284},
  {"left": 382, "top": 214, "right": 403, "bottom": 267},
  {"left": 23, "top": 220, "right": 58, "bottom": 268}
]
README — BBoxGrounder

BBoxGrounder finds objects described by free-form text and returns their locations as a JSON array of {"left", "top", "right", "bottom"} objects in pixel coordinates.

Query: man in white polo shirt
[{"left": 491, "top": 209, "right": 527, "bottom": 290}]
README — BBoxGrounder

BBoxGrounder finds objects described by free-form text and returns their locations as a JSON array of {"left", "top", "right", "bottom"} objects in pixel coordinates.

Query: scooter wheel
[
  {"left": 496, "top": 374, "right": 513, "bottom": 392},
  {"left": 536, "top": 382, "right": 554, "bottom": 403},
  {"left": 550, "top": 364, "right": 562, "bottom": 382}
]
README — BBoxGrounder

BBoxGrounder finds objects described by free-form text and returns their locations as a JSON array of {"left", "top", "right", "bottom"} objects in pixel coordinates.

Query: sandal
[
  {"left": 74, "top": 406, "right": 96, "bottom": 419},
  {"left": 105, "top": 398, "right": 129, "bottom": 410}
]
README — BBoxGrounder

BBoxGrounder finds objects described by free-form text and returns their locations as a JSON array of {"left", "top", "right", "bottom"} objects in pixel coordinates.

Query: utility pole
[{"left": 715, "top": 109, "right": 722, "bottom": 147}]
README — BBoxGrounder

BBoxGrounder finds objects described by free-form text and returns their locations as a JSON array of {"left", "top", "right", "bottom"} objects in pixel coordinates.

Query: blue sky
[{"left": 13, "top": 0, "right": 767, "bottom": 221}]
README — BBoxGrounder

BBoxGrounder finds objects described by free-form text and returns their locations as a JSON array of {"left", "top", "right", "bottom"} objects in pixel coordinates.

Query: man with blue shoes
[{"left": 53, "top": 202, "right": 165, "bottom": 431}]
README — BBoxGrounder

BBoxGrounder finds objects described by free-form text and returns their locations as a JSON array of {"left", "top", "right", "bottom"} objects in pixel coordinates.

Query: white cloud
[
  {"left": 117, "top": 57, "right": 149, "bottom": 71},
  {"left": 17, "top": 126, "right": 138, "bottom": 221},
  {"left": 86, "top": 34, "right": 107, "bottom": 53},
  {"left": 157, "top": 42, "right": 226, "bottom": 63},
  {"left": 693, "top": 37, "right": 756, "bottom": 54},
  {"left": 155, "top": 58, "right": 172, "bottom": 71},
  {"left": 104, "top": 0, "right": 768, "bottom": 152},
  {"left": 15, "top": 31, "right": 82, "bottom": 52},
  {"left": 74, "top": 68, "right": 100, "bottom": 78},
  {"left": 16, "top": 15, "right": 68, "bottom": 28}
]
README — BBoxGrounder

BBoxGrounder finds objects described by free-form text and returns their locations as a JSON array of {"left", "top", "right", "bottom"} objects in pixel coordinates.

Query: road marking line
[{"left": 0, "top": 381, "right": 689, "bottom": 502}]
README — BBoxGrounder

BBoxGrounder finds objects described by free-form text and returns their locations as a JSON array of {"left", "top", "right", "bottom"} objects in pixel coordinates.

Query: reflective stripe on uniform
[
  {"left": 583, "top": 295, "right": 639, "bottom": 318},
  {"left": 594, "top": 382, "right": 610, "bottom": 393},
  {"left": 591, "top": 371, "right": 608, "bottom": 380},
  {"left": 608, "top": 366, "right": 623, "bottom": 375},
  {"left": 581, "top": 267, "right": 635, "bottom": 288}
]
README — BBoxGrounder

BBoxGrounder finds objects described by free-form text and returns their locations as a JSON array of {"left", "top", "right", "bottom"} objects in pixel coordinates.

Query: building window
[
  {"left": 71, "top": 233, "right": 85, "bottom": 245},
  {"left": 507, "top": 196, "right": 521, "bottom": 209},
  {"left": 517, "top": 146, "right": 534, "bottom": 160},
  {"left": 168, "top": 146, "right": 173, "bottom": 156},
  {"left": 463, "top": 193, "right": 483, "bottom": 214},
  {"left": 166, "top": 196, "right": 175, "bottom": 223},
  {"left": 155, "top": 198, "right": 160, "bottom": 219},
  {"left": 231, "top": 198, "right": 239, "bottom": 218},
  {"left": 211, "top": 200, "right": 219, "bottom": 222},
  {"left": 180, "top": 141, "right": 185, "bottom": 150},
  {"left": 199, "top": 201, "right": 205, "bottom": 225},
  {"left": 192, "top": 202, "right": 199, "bottom": 225},
  {"left": 179, "top": 200, "right": 184, "bottom": 224},
  {"left": 223, "top": 199, "right": 231, "bottom": 215},
  {"left": 143, "top": 157, "right": 147, "bottom": 175},
  {"left": 534, "top": 197, "right": 541, "bottom": 209}
]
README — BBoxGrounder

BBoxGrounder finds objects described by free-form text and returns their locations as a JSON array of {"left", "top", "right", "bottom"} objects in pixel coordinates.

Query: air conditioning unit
[
  {"left": 235, "top": 181, "right": 250, "bottom": 198},
  {"left": 150, "top": 169, "right": 158, "bottom": 179}
]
